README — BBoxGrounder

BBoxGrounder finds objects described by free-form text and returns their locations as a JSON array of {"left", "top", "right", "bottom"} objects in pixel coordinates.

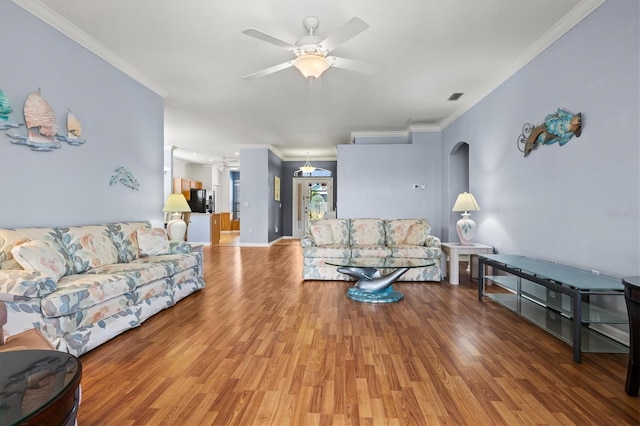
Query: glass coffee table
[{"left": 326, "top": 257, "right": 435, "bottom": 303}]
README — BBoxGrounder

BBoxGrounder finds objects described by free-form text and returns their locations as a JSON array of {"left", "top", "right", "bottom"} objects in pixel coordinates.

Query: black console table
[
  {"left": 478, "top": 255, "right": 628, "bottom": 363},
  {"left": 622, "top": 276, "right": 640, "bottom": 397}
]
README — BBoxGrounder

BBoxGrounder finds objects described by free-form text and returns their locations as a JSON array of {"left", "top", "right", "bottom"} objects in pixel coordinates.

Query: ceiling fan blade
[
  {"left": 320, "top": 17, "right": 369, "bottom": 52},
  {"left": 243, "top": 60, "right": 295, "bottom": 80},
  {"left": 326, "top": 56, "right": 380, "bottom": 75},
  {"left": 241, "top": 28, "right": 297, "bottom": 51}
]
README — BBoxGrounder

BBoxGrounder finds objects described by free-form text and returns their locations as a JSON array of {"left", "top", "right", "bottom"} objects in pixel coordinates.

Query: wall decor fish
[
  {"left": 517, "top": 109, "right": 582, "bottom": 157},
  {"left": 109, "top": 166, "right": 140, "bottom": 190}
]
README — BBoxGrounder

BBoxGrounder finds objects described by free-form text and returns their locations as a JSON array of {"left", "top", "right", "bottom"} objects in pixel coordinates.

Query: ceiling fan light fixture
[{"left": 294, "top": 54, "right": 330, "bottom": 79}]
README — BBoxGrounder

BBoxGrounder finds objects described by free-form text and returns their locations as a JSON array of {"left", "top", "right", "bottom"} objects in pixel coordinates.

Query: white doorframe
[{"left": 292, "top": 177, "right": 334, "bottom": 238}]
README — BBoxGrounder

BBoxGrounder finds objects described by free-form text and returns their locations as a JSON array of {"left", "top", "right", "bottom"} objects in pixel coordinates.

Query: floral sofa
[
  {"left": 0, "top": 221, "right": 204, "bottom": 356},
  {"left": 302, "top": 218, "right": 442, "bottom": 282}
]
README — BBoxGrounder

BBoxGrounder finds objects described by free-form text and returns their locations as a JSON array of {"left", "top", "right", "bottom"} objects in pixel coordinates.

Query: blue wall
[
  {"left": 442, "top": 0, "right": 639, "bottom": 278},
  {"left": 337, "top": 131, "right": 443, "bottom": 236},
  {"left": 0, "top": 2, "right": 164, "bottom": 228}
]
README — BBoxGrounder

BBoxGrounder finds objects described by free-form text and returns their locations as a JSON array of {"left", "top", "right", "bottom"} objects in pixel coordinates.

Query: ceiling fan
[{"left": 242, "top": 16, "right": 378, "bottom": 80}]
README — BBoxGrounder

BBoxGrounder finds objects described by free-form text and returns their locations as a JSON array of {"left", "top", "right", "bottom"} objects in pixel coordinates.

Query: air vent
[{"left": 448, "top": 92, "right": 463, "bottom": 101}]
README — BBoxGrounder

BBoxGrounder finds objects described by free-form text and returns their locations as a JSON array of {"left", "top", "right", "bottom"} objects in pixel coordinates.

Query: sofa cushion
[
  {"left": 0, "top": 227, "right": 72, "bottom": 274},
  {"left": 1, "top": 237, "right": 31, "bottom": 270},
  {"left": 132, "top": 253, "right": 202, "bottom": 275},
  {"left": 403, "top": 223, "right": 429, "bottom": 245},
  {"left": 59, "top": 226, "right": 119, "bottom": 273},
  {"left": 385, "top": 219, "right": 431, "bottom": 246},
  {"left": 308, "top": 219, "right": 350, "bottom": 246},
  {"left": 302, "top": 245, "right": 351, "bottom": 259},
  {"left": 136, "top": 228, "right": 171, "bottom": 257},
  {"left": 106, "top": 222, "right": 150, "bottom": 263},
  {"left": 40, "top": 273, "right": 133, "bottom": 318},
  {"left": 351, "top": 245, "right": 392, "bottom": 258},
  {"left": 308, "top": 222, "right": 335, "bottom": 246},
  {"left": 390, "top": 245, "right": 441, "bottom": 259},
  {"left": 0, "top": 269, "right": 58, "bottom": 298},
  {"left": 11, "top": 240, "right": 67, "bottom": 282},
  {"left": 87, "top": 261, "right": 172, "bottom": 289},
  {"left": 350, "top": 219, "right": 385, "bottom": 246}
]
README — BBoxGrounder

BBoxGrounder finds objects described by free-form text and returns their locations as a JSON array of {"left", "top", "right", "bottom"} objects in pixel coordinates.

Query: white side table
[
  {"left": 441, "top": 243, "right": 494, "bottom": 285},
  {"left": 187, "top": 243, "right": 203, "bottom": 253}
]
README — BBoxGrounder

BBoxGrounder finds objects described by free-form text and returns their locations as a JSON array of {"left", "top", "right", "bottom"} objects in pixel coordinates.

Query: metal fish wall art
[
  {"left": 517, "top": 109, "right": 582, "bottom": 157},
  {"left": 110, "top": 166, "right": 140, "bottom": 190}
]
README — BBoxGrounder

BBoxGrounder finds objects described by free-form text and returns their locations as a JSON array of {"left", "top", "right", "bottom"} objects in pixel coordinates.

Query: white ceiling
[{"left": 16, "top": 0, "right": 602, "bottom": 165}]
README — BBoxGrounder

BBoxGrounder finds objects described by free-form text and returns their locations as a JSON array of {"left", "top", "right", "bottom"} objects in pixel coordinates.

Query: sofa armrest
[
  {"left": 169, "top": 241, "right": 192, "bottom": 254},
  {"left": 425, "top": 235, "right": 441, "bottom": 248},
  {"left": 0, "top": 270, "right": 57, "bottom": 300},
  {"left": 301, "top": 235, "right": 315, "bottom": 248}
]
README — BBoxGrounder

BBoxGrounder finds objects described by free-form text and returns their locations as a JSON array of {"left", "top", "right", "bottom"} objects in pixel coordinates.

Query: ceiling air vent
[{"left": 448, "top": 92, "right": 463, "bottom": 101}]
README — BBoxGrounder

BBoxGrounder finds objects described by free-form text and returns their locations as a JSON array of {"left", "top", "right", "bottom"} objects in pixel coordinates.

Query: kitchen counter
[{"left": 187, "top": 213, "right": 221, "bottom": 244}]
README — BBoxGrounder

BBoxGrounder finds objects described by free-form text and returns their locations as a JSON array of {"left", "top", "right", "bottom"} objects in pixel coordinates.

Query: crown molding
[
  {"left": 13, "top": 0, "right": 170, "bottom": 98},
  {"left": 439, "top": 0, "right": 605, "bottom": 129}
]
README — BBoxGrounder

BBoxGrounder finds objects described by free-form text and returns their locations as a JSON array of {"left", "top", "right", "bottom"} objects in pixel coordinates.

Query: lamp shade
[
  {"left": 162, "top": 193, "right": 191, "bottom": 213},
  {"left": 452, "top": 192, "right": 480, "bottom": 213},
  {"left": 294, "top": 54, "right": 330, "bottom": 79}
]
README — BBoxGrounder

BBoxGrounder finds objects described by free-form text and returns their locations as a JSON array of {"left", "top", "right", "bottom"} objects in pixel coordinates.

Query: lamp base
[
  {"left": 167, "top": 219, "right": 187, "bottom": 241},
  {"left": 456, "top": 213, "right": 476, "bottom": 246}
]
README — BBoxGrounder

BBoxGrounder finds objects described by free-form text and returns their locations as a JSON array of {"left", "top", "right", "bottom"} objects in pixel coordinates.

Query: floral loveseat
[
  {"left": 302, "top": 218, "right": 442, "bottom": 282},
  {"left": 0, "top": 221, "right": 204, "bottom": 356}
]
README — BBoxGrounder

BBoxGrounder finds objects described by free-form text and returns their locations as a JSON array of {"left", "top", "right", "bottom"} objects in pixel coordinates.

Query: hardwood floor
[{"left": 77, "top": 241, "right": 639, "bottom": 425}]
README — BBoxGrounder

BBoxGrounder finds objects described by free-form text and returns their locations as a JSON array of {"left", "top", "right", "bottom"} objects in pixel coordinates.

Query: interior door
[{"left": 292, "top": 177, "right": 333, "bottom": 238}]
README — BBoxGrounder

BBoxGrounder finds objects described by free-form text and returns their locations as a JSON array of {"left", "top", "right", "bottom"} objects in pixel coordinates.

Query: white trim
[
  {"left": 440, "top": 0, "right": 605, "bottom": 129},
  {"left": 13, "top": 0, "right": 169, "bottom": 97},
  {"left": 14, "top": 0, "right": 605, "bottom": 139}
]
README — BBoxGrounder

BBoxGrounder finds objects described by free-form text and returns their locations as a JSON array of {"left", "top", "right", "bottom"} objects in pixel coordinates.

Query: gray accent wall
[
  {"left": 0, "top": 2, "right": 164, "bottom": 228},
  {"left": 337, "top": 131, "right": 443, "bottom": 238},
  {"left": 442, "top": 0, "right": 639, "bottom": 278}
]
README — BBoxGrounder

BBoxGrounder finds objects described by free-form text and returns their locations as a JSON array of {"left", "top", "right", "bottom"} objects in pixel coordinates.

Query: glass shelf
[
  {"left": 486, "top": 276, "right": 628, "bottom": 324},
  {"left": 480, "top": 255, "right": 628, "bottom": 362},
  {"left": 486, "top": 294, "right": 628, "bottom": 353}
]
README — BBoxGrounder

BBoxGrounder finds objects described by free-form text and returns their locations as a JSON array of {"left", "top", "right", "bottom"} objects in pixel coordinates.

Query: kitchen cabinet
[
  {"left": 173, "top": 178, "right": 203, "bottom": 201},
  {"left": 220, "top": 212, "right": 231, "bottom": 231},
  {"left": 211, "top": 213, "right": 221, "bottom": 244}
]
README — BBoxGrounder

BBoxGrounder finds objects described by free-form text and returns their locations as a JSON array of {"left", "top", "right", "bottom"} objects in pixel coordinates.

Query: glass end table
[
  {"left": 0, "top": 350, "right": 82, "bottom": 425},
  {"left": 326, "top": 258, "right": 435, "bottom": 303}
]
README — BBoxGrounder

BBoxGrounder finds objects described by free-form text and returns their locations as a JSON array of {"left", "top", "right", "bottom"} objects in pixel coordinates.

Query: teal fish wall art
[{"left": 517, "top": 109, "right": 582, "bottom": 157}]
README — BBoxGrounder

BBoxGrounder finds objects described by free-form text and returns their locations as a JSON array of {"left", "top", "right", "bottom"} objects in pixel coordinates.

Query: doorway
[{"left": 292, "top": 178, "right": 334, "bottom": 238}]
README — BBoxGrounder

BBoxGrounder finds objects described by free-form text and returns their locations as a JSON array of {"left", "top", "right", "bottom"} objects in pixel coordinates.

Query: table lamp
[
  {"left": 162, "top": 193, "right": 191, "bottom": 241},
  {"left": 452, "top": 192, "right": 480, "bottom": 245}
]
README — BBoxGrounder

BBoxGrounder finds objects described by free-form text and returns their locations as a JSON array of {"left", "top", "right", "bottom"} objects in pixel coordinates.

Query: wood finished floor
[{"left": 77, "top": 240, "right": 639, "bottom": 425}]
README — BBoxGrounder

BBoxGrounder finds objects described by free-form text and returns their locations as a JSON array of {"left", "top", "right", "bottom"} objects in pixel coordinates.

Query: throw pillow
[
  {"left": 403, "top": 223, "right": 428, "bottom": 245},
  {"left": 136, "top": 228, "right": 171, "bottom": 257},
  {"left": 309, "top": 223, "right": 335, "bottom": 246},
  {"left": 11, "top": 240, "right": 67, "bottom": 282}
]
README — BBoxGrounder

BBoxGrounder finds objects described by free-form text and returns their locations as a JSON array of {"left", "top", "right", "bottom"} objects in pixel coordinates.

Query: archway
[{"left": 448, "top": 142, "right": 469, "bottom": 242}]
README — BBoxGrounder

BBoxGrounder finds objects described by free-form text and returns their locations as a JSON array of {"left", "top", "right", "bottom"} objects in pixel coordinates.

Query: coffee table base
[{"left": 346, "top": 285, "right": 404, "bottom": 303}]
